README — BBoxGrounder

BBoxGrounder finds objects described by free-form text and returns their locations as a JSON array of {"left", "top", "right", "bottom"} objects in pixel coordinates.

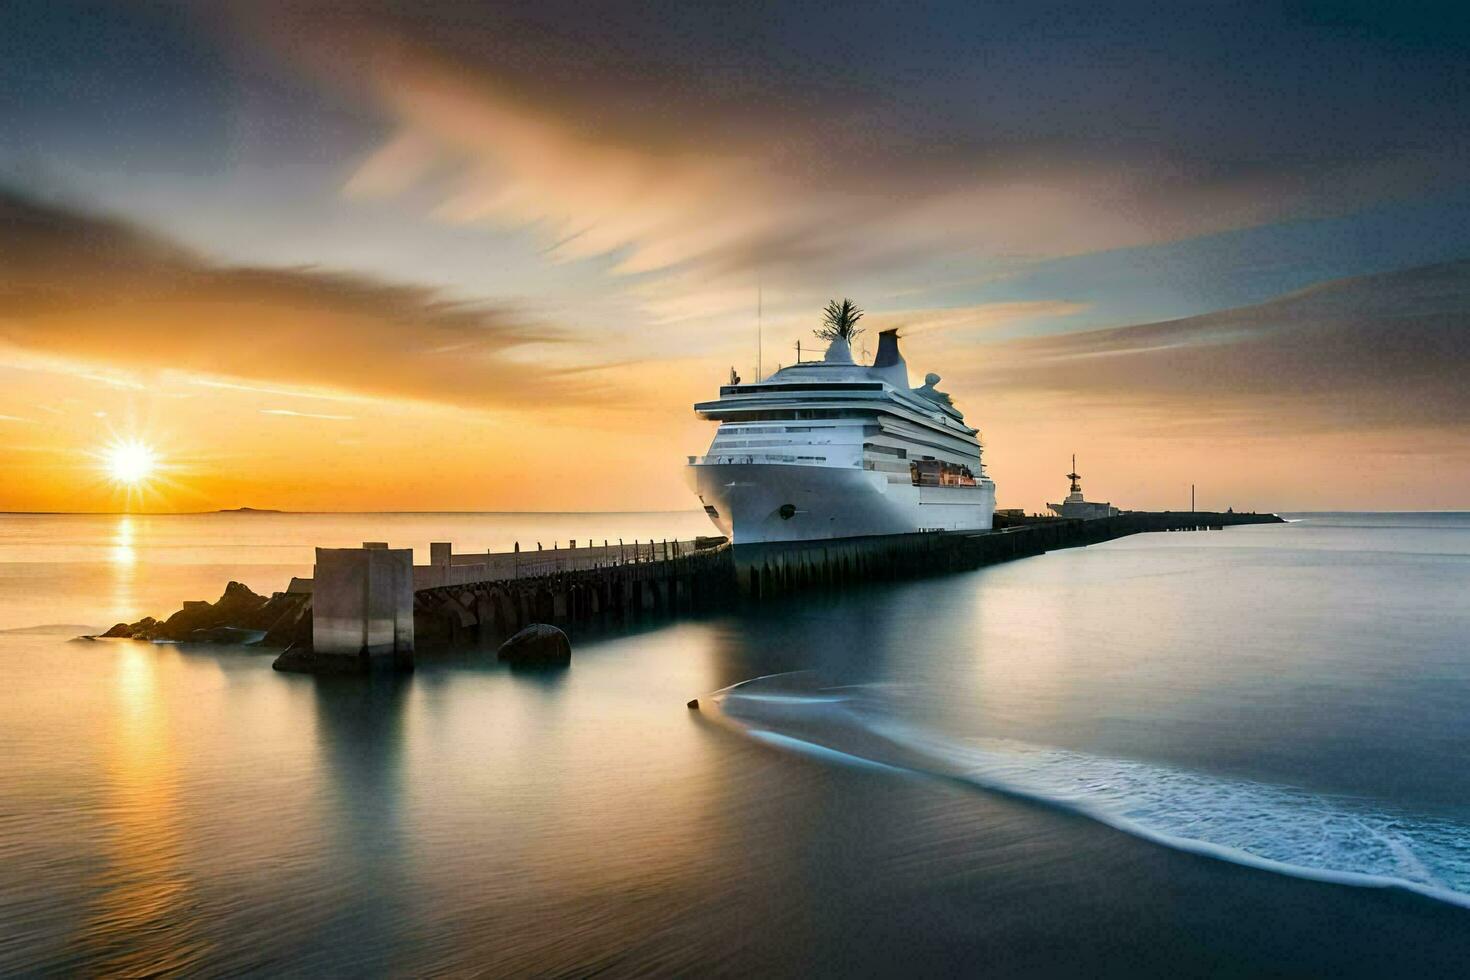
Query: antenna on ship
[
  {"left": 1067, "top": 454, "right": 1081, "bottom": 494},
  {"left": 757, "top": 274, "right": 763, "bottom": 380}
]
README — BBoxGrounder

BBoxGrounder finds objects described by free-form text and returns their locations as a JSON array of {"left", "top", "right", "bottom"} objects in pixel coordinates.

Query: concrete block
[{"left": 313, "top": 545, "right": 415, "bottom": 666}]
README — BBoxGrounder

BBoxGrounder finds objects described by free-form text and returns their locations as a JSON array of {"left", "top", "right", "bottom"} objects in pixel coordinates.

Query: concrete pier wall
[
  {"left": 312, "top": 544, "right": 415, "bottom": 667},
  {"left": 412, "top": 538, "right": 711, "bottom": 590},
  {"left": 732, "top": 511, "right": 1281, "bottom": 599},
  {"left": 412, "top": 545, "right": 734, "bottom": 649},
  {"left": 295, "top": 512, "right": 1279, "bottom": 665}
]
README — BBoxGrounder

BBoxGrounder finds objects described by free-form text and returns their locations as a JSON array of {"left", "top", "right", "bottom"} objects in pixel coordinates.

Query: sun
[{"left": 104, "top": 440, "right": 160, "bottom": 486}]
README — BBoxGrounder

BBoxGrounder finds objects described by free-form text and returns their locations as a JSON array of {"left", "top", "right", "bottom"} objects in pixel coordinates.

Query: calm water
[{"left": 2, "top": 511, "right": 1469, "bottom": 976}]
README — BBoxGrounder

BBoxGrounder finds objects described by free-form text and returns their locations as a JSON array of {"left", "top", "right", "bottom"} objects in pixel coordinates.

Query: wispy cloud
[
  {"left": 866, "top": 301, "right": 1089, "bottom": 339},
  {"left": 190, "top": 379, "right": 364, "bottom": 403},
  {"left": 0, "top": 188, "right": 624, "bottom": 415},
  {"left": 219, "top": 1, "right": 1470, "bottom": 324},
  {"left": 260, "top": 408, "right": 356, "bottom": 421},
  {"left": 961, "top": 260, "right": 1470, "bottom": 435}
]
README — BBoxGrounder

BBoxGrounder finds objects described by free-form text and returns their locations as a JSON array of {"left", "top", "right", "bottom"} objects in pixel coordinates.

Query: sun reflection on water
[
  {"left": 106, "top": 516, "right": 138, "bottom": 627},
  {"left": 110, "top": 515, "right": 136, "bottom": 567},
  {"left": 79, "top": 644, "right": 211, "bottom": 973}
]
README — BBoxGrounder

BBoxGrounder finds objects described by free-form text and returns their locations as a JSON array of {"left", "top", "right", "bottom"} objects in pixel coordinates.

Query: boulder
[
  {"left": 98, "top": 584, "right": 309, "bottom": 646},
  {"left": 263, "top": 602, "right": 312, "bottom": 649},
  {"left": 98, "top": 615, "right": 157, "bottom": 639},
  {"left": 187, "top": 626, "right": 266, "bottom": 645},
  {"left": 271, "top": 641, "right": 367, "bottom": 675},
  {"left": 244, "top": 591, "right": 308, "bottom": 633},
  {"left": 497, "top": 623, "right": 571, "bottom": 666},
  {"left": 153, "top": 581, "right": 269, "bottom": 641},
  {"left": 214, "top": 581, "right": 269, "bottom": 619}
]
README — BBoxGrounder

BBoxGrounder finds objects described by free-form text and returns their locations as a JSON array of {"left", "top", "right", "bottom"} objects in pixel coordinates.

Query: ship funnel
[{"left": 870, "top": 329, "right": 909, "bottom": 387}]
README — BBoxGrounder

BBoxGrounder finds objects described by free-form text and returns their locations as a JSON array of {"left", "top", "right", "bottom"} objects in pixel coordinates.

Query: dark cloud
[
  {"left": 0, "top": 188, "right": 606, "bottom": 410},
  {"left": 963, "top": 260, "right": 1470, "bottom": 432},
  {"left": 204, "top": 0, "right": 1470, "bottom": 295}
]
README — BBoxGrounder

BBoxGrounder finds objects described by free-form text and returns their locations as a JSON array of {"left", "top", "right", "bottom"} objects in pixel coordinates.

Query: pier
[{"left": 289, "top": 511, "right": 1280, "bottom": 671}]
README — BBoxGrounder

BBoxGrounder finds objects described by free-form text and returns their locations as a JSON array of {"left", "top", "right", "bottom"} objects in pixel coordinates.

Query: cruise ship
[{"left": 687, "top": 320, "right": 996, "bottom": 544}]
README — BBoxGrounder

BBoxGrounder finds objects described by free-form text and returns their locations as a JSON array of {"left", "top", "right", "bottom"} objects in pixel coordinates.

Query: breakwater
[
  {"left": 733, "top": 510, "right": 1279, "bottom": 599},
  {"left": 101, "top": 511, "right": 1281, "bottom": 673},
  {"left": 412, "top": 543, "right": 734, "bottom": 649},
  {"left": 404, "top": 511, "right": 1280, "bottom": 658}
]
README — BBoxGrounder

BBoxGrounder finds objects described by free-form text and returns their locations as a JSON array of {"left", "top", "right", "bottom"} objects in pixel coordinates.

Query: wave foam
[{"left": 710, "top": 675, "right": 1470, "bottom": 909}]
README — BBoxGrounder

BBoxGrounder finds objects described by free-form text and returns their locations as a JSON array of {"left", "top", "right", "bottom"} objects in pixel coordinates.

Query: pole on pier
[{"left": 1191, "top": 484, "right": 1195, "bottom": 512}]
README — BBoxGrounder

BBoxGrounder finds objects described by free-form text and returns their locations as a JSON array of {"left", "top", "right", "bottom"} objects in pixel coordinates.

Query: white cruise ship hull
[{"left": 687, "top": 462, "right": 995, "bottom": 544}]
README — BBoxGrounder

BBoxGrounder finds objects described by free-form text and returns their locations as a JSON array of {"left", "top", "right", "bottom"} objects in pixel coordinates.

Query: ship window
[
  {"left": 710, "top": 409, "right": 877, "bottom": 423},
  {"left": 910, "top": 459, "right": 978, "bottom": 487},
  {"left": 864, "top": 443, "right": 907, "bottom": 458},
  {"left": 720, "top": 383, "right": 883, "bottom": 395}
]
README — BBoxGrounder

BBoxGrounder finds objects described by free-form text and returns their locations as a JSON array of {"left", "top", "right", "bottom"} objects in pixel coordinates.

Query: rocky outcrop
[
  {"left": 497, "top": 623, "right": 571, "bottom": 666},
  {"left": 101, "top": 616, "right": 155, "bottom": 638},
  {"left": 259, "top": 595, "right": 312, "bottom": 647},
  {"left": 95, "top": 583, "right": 311, "bottom": 646},
  {"left": 271, "top": 643, "right": 365, "bottom": 675}
]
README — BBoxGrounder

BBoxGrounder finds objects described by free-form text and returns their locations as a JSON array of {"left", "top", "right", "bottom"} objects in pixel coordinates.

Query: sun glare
[{"left": 104, "top": 440, "right": 160, "bottom": 486}]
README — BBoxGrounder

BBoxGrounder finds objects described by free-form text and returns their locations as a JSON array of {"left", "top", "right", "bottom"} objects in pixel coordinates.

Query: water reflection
[
  {"left": 107, "top": 516, "right": 137, "bottom": 627},
  {"left": 308, "top": 674, "right": 413, "bottom": 964},
  {"left": 82, "top": 644, "right": 210, "bottom": 974},
  {"left": 109, "top": 516, "right": 136, "bottom": 567}
]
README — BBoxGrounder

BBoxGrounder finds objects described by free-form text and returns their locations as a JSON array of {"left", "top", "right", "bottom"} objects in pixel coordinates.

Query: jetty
[{"left": 276, "top": 510, "right": 1280, "bottom": 672}]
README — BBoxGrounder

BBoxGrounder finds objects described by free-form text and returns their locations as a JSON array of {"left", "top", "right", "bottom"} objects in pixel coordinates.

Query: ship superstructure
[
  {"left": 1047, "top": 455, "right": 1119, "bottom": 519},
  {"left": 687, "top": 327, "right": 996, "bottom": 544}
]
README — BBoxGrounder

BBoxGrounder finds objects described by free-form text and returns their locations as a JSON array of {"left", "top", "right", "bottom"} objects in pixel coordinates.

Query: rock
[
  {"left": 186, "top": 626, "right": 266, "bottom": 644},
  {"left": 154, "top": 603, "right": 217, "bottom": 641},
  {"left": 497, "top": 623, "right": 571, "bottom": 666},
  {"left": 98, "top": 615, "right": 158, "bottom": 639},
  {"left": 215, "top": 581, "right": 269, "bottom": 618},
  {"left": 271, "top": 641, "right": 367, "bottom": 675},
  {"left": 263, "top": 602, "right": 312, "bottom": 649},
  {"left": 243, "top": 591, "right": 307, "bottom": 632},
  {"left": 153, "top": 581, "right": 269, "bottom": 641},
  {"left": 100, "top": 583, "right": 310, "bottom": 648}
]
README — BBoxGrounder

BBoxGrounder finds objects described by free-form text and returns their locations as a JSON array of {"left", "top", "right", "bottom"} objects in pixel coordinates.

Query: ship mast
[{"left": 1067, "top": 454, "right": 1081, "bottom": 494}]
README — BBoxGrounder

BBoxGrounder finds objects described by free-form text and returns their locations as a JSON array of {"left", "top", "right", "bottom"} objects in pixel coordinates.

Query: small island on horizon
[{"left": 217, "top": 507, "right": 284, "bottom": 514}]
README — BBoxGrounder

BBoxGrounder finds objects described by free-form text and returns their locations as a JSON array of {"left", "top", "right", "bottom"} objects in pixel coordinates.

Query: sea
[{"left": 1, "top": 511, "right": 1468, "bottom": 976}]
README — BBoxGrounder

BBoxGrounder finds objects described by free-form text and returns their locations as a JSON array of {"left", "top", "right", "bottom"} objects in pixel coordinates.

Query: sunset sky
[{"left": 2, "top": 1, "right": 1468, "bottom": 513}]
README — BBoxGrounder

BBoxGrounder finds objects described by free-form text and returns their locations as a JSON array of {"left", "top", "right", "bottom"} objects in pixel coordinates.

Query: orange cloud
[{"left": 0, "top": 188, "right": 623, "bottom": 414}]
